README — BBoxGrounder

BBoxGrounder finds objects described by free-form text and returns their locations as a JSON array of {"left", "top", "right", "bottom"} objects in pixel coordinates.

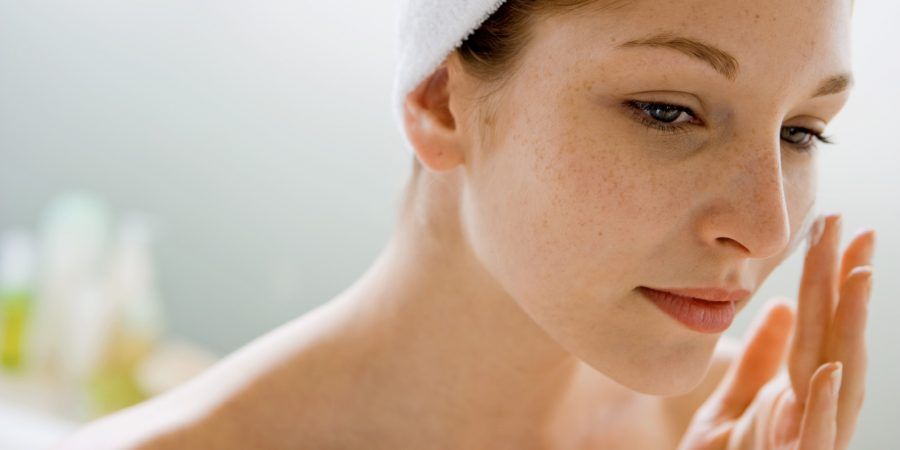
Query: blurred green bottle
[{"left": 0, "top": 231, "right": 37, "bottom": 372}]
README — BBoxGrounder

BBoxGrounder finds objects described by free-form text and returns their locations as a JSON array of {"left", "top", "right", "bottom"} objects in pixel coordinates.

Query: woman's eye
[
  {"left": 781, "top": 126, "right": 814, "bottom": 145},
  {"left": 780, "top": 126, "right": 833, "bottom": 151},
  {"left": 625, "top": 101, "right": 834, "bottom": 150},
  {"left": 625, "top": 100, "right": 700, "bottom": 135},
  {"left": 642, "top": 103, "right": 691, "bottom": 123}
]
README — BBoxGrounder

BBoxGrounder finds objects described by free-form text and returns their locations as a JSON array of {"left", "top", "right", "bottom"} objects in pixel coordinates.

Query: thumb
[{"left": 706, "top": 296, "right": 796, "bottom": 419}]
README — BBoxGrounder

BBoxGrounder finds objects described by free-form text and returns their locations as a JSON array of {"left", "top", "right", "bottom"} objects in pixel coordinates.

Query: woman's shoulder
[
  {"left": 54, "top": 305, "right": 350, "bottom": 449},
  {"left": 52, "top": 392, "right": 206, "bottom": 450}
]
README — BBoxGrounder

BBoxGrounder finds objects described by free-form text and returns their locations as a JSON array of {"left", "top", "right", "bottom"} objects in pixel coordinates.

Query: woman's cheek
[
  {"left": 512, "top": 148, "right": 651, "bottom": 290},
  {"left": 470, "top": 94, "right": 659, "bottom": 296},
  {"left": 462, "top": 146, "right": 600, "bottom": 303}
]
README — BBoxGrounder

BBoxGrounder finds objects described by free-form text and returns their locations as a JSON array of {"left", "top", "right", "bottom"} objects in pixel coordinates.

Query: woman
[{"left": 57, "top": 0, "right": 876, "bottom": 448}]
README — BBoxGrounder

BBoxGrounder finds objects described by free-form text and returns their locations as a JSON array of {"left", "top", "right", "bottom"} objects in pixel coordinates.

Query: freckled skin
[
  {"left": 56, "top": 0, "right": 854, "bottom": 449},
  {"left": 450, "top": 0, "right": 850, "bottom": 394}
]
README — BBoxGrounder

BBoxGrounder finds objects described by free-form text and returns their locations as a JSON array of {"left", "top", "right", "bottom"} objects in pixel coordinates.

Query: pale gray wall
[
  {"left": 0, "top": 0, "right": 408, "bottom": 352},
  {"left": 0, "top": 0, "right": 897, "bottom": 447}
]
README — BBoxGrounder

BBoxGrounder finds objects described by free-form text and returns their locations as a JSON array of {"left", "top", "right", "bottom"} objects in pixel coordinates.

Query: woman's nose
[{"left": 699, "top": 140, "right": 793, "bottom": 260}]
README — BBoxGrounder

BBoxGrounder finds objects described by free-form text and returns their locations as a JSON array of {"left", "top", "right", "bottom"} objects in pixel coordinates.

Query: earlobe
[{"left": 402, "top": 63, "right": 467, "bottom": 172}]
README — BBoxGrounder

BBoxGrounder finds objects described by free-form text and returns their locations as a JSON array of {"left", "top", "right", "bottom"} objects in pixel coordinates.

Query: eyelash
[{"left": 624, "top": 100, "right": 835, "bottom": 152}]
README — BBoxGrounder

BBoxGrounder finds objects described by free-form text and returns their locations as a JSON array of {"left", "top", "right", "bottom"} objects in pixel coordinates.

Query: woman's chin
[
  {"left": 583, "top": 344, "right": 717, "bottom": 396},
  {"left": 615, "top": 367, "right": 708, "bottom": 396}
]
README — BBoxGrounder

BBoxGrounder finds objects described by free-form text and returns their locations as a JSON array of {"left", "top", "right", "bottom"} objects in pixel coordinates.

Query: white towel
[{"left": 393, "top": 0, "right": 509, "bottom": 154}]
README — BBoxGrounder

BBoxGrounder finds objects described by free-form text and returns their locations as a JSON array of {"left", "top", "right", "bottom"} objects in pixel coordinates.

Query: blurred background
[{"left": 0, "top": 0, "right": 897, "bottom": 448}]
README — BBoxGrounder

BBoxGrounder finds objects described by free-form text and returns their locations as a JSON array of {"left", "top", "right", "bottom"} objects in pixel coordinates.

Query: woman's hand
[{"left": 677, "top": 213, "right": 876, "bottom": 450}]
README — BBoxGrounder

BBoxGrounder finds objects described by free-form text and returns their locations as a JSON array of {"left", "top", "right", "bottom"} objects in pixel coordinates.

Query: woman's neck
[{"left": 317, "top": 213, "right": 590, "bottom": 447}]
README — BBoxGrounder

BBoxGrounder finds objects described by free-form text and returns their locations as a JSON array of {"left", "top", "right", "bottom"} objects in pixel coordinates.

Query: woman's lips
[{"left": 637, "top": 286, "right": 736, "bottom": 333}]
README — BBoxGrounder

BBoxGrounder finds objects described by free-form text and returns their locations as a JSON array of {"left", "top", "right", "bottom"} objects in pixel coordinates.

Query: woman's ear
[{"left": 402, "top": 56, "right": 469, "bottom": 172}]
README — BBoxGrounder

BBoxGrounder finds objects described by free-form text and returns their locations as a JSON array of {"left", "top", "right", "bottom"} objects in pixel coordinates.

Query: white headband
[{"left": 392, "top": 0, "right": 509, "bottom": 154}]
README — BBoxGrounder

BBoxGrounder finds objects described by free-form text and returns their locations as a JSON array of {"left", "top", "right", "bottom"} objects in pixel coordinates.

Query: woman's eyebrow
[
  {"left": 616, "top": 32, "right": 739, "bottom": 81},
  {"left": 812, "top": 73, "right": 853, "bottom": 98},
  {"left": 615, "top": 32, "right": 854, "bottom": 99}
]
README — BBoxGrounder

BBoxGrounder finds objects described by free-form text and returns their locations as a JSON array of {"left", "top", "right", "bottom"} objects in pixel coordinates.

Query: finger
[
  {"left": 768, "top": 378, "right": 805, "bottom": 445},
  {"left": 797, "top": 361, "right": 842, "bottom": 450},
  {"left": 789, "top": 213, "right": 842, "bottom": 403},
  {"left": 706, "top": 297, "right": 795, "bottom": 419},
  {"left": 825, "top": 266, "right": 873, "bottom": 450},
  {"left": 838, "top": 229, "right": 875, "bottom": 285}
]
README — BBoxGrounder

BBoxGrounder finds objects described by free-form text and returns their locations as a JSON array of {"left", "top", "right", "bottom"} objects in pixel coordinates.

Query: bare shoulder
[
  {"left": 52, "top": 396, "right": 199, "bottom": 450},
  {"left": 54, "top": 302, "right": 350, "bottom": 450},
  {"left": 660, "top": 335, "right": 741, "bottom": 430},
  {"left": 52, "top": 373, "right": 292, "bottom": 450}
]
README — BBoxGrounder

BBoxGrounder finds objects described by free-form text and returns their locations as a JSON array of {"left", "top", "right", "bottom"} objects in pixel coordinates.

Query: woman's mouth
[{"left": 637, "top": 286, "right": 736, "bottom": 333}]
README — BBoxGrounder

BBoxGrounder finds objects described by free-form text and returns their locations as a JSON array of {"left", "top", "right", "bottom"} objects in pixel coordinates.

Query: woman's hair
[{"left": 400, "top": 0, "right": 604, "bottom": 217}]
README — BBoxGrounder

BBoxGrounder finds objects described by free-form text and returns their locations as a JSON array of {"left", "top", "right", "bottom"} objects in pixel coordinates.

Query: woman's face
[{"left": 458, "top": 0, "right": 852, "bottom": 394}]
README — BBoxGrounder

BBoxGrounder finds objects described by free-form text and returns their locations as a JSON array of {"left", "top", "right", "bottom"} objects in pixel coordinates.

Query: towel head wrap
[{"left": 392, "top": 0, "right": 509, "bottom": 154}]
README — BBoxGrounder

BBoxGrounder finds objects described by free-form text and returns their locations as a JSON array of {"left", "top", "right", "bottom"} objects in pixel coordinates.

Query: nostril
[{"left": 716, "top": 236, "right": 750, "bottom": 254}]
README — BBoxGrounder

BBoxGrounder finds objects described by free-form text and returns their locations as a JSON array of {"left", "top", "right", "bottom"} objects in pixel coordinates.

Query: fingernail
[
  {"left": 864, "top": 269, "right": 874, "bottom": 303},
  {"left": 805, "top": 214, "right": 826, "bottom": 251},
  {"left": 850, "top": 265, "right": 874, "bottom": 292},
  {"left": 852, "top": 227, "right": 875, "bottom": 240},
  {"left": 829, "top": 213, "right": 842, "bottom": 235},
  {"left": 831, "top": 362, "right": 843, "bottom": 397},
  {"left": 869, "top": 229, "right": 877, "bottom": 260}
]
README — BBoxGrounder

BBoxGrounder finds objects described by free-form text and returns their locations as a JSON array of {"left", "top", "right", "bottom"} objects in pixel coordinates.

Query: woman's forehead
[
  {"left": 526, "top": 0, "right": 853, "bottom": 99},
  {"left": 531, "top": 0, "right": 852, "bottom": 63}
]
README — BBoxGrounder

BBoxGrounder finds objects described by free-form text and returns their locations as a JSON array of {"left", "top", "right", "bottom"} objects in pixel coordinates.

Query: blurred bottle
[
  {"left": 84, "top": 214, "right": 165, "bottom": 418},
  {"left": 0, "top": 230, "right": 37, "bottom": 372},
  {"left": 26, "top": 192, "right": 115, "bottom": 419}
]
